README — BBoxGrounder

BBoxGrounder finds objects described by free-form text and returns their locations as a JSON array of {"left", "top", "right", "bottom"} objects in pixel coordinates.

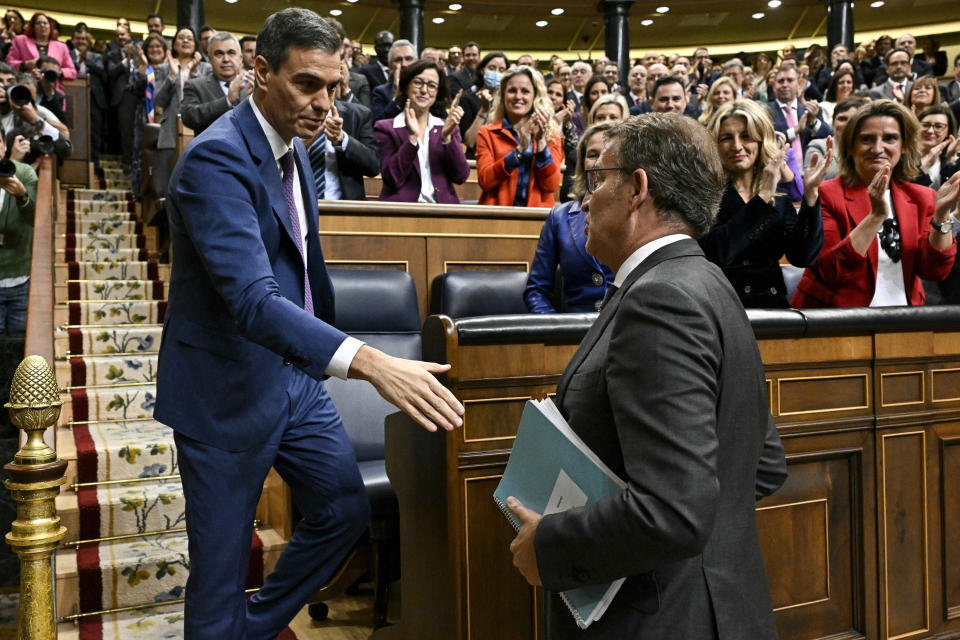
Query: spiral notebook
[{"left": 493, "top": 398, "right": 626, "bottom": 630}]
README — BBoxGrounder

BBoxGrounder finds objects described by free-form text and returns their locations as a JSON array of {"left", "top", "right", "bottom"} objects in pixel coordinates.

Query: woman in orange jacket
[{"left": 476, "top": 66, "right": 564, "bottom": 207}]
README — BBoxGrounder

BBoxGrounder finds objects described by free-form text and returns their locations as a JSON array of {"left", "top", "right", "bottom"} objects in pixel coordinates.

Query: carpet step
[
  {"left": 55, "top": 280, "right": 167, "bottom": 304},
  {"left": 55, "top": 262, "right": 168, "bottom": 283},
  {"left": 57, "top": 477, "right": 184, "bottom": 543},
  {"left": 66, "top": 188, "right": 133, "bottom": 201},
  {"left": 62, "top": 383, "right": 156, "bottom": 424},
  {"left": 55, "top": 234, "right": 149, "bottom": 253},
  {"left": 55, "top": 247, "right": 151, "bottom": 263},
  {"left": 71, "top": 419, "right": 176, "bottom": 485},
  {"left": 57, "top": 354, "right": 159, "bottom": 389},
  {"left": 64, "top": 203, "right": 136, "bottom": 217},
  {"left": 55, "top": 326, "right": 162, "bottom": 359},
  {"left": 55, "top": 301, "right": 166, "bottom": 329},
  {"left": 57, "top": 602, "right": 185, "bottom": 639},
  {"left": 56, "top": 220, "right": 141, "bottom": 236}
]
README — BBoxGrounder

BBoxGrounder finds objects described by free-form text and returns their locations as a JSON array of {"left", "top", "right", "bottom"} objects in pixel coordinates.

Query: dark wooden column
[
  {"left": 598, "top": 0, "right": 635, "bottom": 89},
  {"left": 826, "top": 0, "right": 854, "bottom": 53},
  {"left": 395, "top": 0, "right": 425, "bottom": 56},
  {"left": 177, "top": 0, "right": 205, "bottom": 35}
]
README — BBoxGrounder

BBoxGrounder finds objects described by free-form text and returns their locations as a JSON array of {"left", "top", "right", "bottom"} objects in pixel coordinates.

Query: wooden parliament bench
[{"left": 373, "top": 307, "right": 960, "bottom": 640}]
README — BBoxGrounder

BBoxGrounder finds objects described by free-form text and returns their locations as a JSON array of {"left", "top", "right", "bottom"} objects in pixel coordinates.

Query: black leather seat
[
  {"left": 313, "top": 267, "right": 421, "bottom": 626},
  {"left": 429, "top": 270, "right": 529, "bottom": 318}
]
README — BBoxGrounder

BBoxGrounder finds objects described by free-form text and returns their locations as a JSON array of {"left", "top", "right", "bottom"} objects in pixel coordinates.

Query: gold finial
[{"left": 5, "top": 354, "right": 63, "bottom": 465}]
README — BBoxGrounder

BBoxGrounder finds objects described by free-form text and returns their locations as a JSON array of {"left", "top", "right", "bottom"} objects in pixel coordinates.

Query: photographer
[
  {"left": 0, "top": 129, "right": 37, "bottom": 335},
  {"left": 5, "top": 74, "right": 69, "bottom": 140},
  {"left": 35, "top": 55, "right": 65, "bottom": 121}
]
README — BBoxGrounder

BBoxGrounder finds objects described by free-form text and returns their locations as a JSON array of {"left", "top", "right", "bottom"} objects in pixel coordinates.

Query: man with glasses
[
  {"left": 869, "top": 48, "right": 913, "bottom": 102},
  {"left": 371, "top": 38, "right": 416, "bottom": 121},
  {"left": 446, "top": 45, "right": 462, "bottom": 75},
  {"left": 566, "top": 60, "right": 592, "bottom": 108},
  {"left": 505, "top": 112, "right": 786, "bottom": 639}
]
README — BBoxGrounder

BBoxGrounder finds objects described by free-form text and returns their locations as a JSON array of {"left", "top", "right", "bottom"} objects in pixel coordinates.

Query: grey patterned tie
[{"left": 279, "top": 150, "right": 314, "bottom": 314}]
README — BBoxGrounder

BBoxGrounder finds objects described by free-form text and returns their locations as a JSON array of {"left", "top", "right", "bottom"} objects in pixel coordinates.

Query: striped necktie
[{"left": 307, "top": 133, "right": 327, "bottom": 200}]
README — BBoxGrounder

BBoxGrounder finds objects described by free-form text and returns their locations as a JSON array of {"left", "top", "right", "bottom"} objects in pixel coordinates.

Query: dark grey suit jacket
[
  {"left": 537, "top": 239, "right": 787, "bottom": 639},
  {"left": 940, "top": 79, "right": 960, "bottom": 125},
  {"left": 153, "top": 62, "right": 213, "bottom": 149},
  {"left": 181, "top": 73, "right": 237, "bottom": 135}
]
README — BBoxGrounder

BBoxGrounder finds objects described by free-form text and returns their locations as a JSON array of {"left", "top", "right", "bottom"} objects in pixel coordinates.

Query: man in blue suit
[
  {"left": 767, "top": 65, "right": 831, "bottom": 159},
  {"left": 155, "top": 9, "right": 463, "bottom": 639}
]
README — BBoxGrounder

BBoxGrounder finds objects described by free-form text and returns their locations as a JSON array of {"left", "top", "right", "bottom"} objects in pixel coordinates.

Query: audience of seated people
[{"left": 10, "top": 8, "right": 960, "bottom": 313}]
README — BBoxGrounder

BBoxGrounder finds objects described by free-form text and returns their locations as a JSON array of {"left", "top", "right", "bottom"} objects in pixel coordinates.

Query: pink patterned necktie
[
  {"left": 279, "top": 150, "right": 314, "bottom": 315},
  {"left": 783, "top": 104, "right": 803, "bottom": 165}
]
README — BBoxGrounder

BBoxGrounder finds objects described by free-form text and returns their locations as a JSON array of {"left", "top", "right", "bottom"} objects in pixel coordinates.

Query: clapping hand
[
  {"left": 323, "top": 103, "right": 344, "bottom": 145},
  {"left": 798, "top": 100, "right": 820, "bottom": 129},
  {"left": 892, "top": 84, "right": 905, "bottom": 103},
  {"left": 478, "top": 87, "right": 493, "bottom": 112},
  {"left": 922, "top": 136, "right": 956, "bottom": 171},
  {"left": 934, "top": 172, "right": 960, "bottom": 221},
  {"left": 530, "top": 106, "right": 552, "bottom": 147},
  {"left": 554, "top": 99, "right": 575, "bottom": 125},
  {"left": 802, "top": 135, "right": 835, "bottom": 206},
  {"left": 404, "top": 99, "right": 421, "bottom": 144},
  {"left": 867, "top": 162, "right": 892, "bottom": 219},
  {"left": 758, "top": 141, "right": 787, "bottom": 204},
  {"left": 442, "top": 89, "right": 464, "bottom": 143}
]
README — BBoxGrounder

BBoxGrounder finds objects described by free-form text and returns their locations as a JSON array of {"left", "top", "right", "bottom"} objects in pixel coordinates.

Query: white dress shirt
[
  {"left": 614, "top": 234, "right": 691, "bottom": 287},
  {"left": 249, "top": 96, "right": 364, "bottom": 378},
  {"left": 870, "top": 190, "right": 908, "bottom": 307}
]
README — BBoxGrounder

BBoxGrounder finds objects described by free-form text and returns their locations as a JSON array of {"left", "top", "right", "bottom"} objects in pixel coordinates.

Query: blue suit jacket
[
  {"left": 524, "top": 199, "right": 613, "bottom": 313},
  {"left": 766, "top": 100, "right": 832, "bottom": 155},
  {"left": 371, "top": 82, "right": 402, "bottom": 123},
  {"left": 155, "top": 98, "right": 347, "bottom": 451}
]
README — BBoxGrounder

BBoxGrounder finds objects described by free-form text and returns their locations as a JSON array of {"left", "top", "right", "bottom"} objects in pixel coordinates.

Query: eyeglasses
[
  {"left": 585, "top": 167, "right": 626, "bottom": 194},
  {"left": 410, "top": 78, "right": 440, "bottom": 93},
  {"left": 920, "top": 122, "right": 948, "bottom": 133}
]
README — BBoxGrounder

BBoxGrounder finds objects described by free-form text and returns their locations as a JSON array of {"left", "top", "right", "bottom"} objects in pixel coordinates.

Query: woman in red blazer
[
  {"left": 792, "top": 100, "right": 960, "bottom": 308},
  {"left": 5, "top": 12, "right": 76, "bottom": 96},
  {"left": 476, "top": 66, "right": 563, "bottom": 207}
]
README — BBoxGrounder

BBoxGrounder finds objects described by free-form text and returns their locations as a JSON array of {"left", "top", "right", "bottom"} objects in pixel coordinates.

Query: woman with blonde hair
[
  {"left": 525, "top": 122, "right": 615, "bottom": 312},
  {"left": 476, "top": 65, "right": 563, "bottom": 207},
  {"left": 792, "top": 100, "right": 960, "bottom": 307},
  {"left": 700, "top": 99, "right": 832, "bottom": 307},
  {"left": 698, "top": 76, "right": 739, "bottom": 126},
  {"left": 904, "top": 76, "right": 940, "bottom": 118},
  {"left": 587, "top": 93, "right": 630, "bottom": 125}
]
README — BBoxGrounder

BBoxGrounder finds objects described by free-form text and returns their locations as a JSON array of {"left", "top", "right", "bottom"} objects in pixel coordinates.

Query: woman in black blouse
[{"left": 700, "top": 99, "right": 832, "bottom": 307}]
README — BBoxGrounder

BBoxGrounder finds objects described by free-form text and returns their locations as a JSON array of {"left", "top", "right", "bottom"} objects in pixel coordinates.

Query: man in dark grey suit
[
  {"left": 507, "top": 113, "right": 787, "bottom": 639},
  {"left": 304, "top": 98, "right": 380, "bottom": 201},
  {"left": 181, "top": 31, "right": 253, "bottom": 134}
]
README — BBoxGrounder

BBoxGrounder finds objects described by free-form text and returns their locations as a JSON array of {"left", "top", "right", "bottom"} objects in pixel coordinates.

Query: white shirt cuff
[
  {"left": 811, "top": 119, "right": 821, "bottom": 133},
  {"left": 325, "top": 335, "right": 365, "bottom": 380}
]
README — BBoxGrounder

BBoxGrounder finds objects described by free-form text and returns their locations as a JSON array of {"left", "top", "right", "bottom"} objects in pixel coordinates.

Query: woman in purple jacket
[{"left": 373, "top": 60, "right": 470, "bottom": 203}]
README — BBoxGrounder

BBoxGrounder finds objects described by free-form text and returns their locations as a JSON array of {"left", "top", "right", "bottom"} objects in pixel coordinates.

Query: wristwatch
[{"left": 931, "top": 218, "right": 955, "bottom": 234}]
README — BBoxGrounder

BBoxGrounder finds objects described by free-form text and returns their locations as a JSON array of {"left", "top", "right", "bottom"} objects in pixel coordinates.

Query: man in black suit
[
  {"left": 940, "top": 53, "right": 960, "bottom": 125},
  {"left": 448, "top": 41, "right": 480, "bottom": 96},
  {"left": 104, "top": 24, "right": 138, "bottom": 168},
  {"left": 370, "top": 39, "right": 416, "bottom": 122},
  {"left": 358, "top": 30, "right": 393, "bottom": 91},
  {"left": 304, "top": 98, "right": 380, "bottom": 201},
  {"left": 506, "top": 112, "right": 786, "bottom": 639},
  {"left": 181, "top": 32, "right": 254, "bottom": 134},
  {"left": 69, "top": 27, "right": 106, "bottom": 166},
  {"left": 862, "top": 35, "right": 893, "bottom": 87}
]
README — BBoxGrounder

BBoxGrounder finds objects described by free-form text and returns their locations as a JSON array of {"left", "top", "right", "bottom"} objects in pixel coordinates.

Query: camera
[
  {"left": 30, "top": 135, "right": 54, "bottom": 157},
  {"left": 3, "top": 84, "right": 32, "bottom": 107},
  {"left": 42, "top": 69, "right": 59, "bottom": 84},
  {"left": 0, "top": 158, "right": 14, "bottom": 178}
]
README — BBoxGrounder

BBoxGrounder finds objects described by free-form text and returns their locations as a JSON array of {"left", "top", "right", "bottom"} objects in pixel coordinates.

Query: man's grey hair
[
  {"left": 388, "top": 39, "right": 415, "bottom": 62},
  {"left": 207, "top": 31, "right": 239, "bottom": 57},
  {"left": 723, "top": 58, "right": 744, "bottom": 72},
  {"left": 256, "top": 8, "right": 340, "bottom": 71},
  {"left": 605, "top": 114, "right": 724, "bottom": 238}
]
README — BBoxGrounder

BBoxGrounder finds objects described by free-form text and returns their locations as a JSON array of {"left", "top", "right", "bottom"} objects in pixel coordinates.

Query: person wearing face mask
[
  {"left": 524, "top": 122, "right": 615, "bottom": 313},
  {"left": 457, "top": 51, "right": 507, "bottom": 158},
  {"left": 476, "top": 66, "right": 563, "bottom": 207}
]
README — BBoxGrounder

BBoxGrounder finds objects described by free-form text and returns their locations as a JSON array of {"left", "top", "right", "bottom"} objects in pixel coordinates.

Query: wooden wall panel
[
  {"left": 932, "top": 369, "right": 960, "bottom": 404},
  {"left": 463, "top": 474, "right": 538, "bottom": 640},
  {"left": 461, "top": 397, "right": 527, "bottom": 446},
  {"left": 940, "top": 435, "right": 960, "bottom": 621},
  {"left": 880, "top": 372, "right": 925, "bottom": 408},
  {"left": 426, "top": 236, "right": 536, "bottom": 277},
  {"left": 777, "top": 373, "right": 870, "bottom": 417},
  {"left": 759, "top": 439, "right": 871, "bottom": 640},
  {"left": 879, "top": 431, "right": 929, "bottom": 639}
]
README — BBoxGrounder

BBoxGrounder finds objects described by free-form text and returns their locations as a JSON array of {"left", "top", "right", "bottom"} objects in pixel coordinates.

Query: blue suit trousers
[{"left": 174, "top": 370, "right": 370, "bottom": 639}]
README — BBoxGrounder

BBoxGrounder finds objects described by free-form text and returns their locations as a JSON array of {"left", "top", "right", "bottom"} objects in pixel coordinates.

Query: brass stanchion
[{"left": 4, "top": 355, "right": 66, "bottom": 640}]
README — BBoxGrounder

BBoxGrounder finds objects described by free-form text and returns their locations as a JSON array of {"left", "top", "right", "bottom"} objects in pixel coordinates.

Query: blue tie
[{"left": 308, "top": 133, "right": 327, "bottom": 200}]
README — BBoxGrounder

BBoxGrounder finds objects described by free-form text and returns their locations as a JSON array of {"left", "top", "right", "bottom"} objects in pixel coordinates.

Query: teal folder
[{"left": 493, "top": 399, "right": 626, "bottom": 629}]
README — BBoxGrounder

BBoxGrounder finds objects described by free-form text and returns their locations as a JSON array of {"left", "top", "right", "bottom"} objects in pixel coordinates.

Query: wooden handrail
[
  {"left": 24, "top": 156, "right": 55, "bottom": 366},
  {"left": 316, "top": 199, "right": 550, "bottom": 220}
]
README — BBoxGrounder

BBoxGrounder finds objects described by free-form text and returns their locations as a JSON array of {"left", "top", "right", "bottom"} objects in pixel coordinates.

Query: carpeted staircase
[{"left": 45, "top": 162, "right": 287, "bottom": 639}]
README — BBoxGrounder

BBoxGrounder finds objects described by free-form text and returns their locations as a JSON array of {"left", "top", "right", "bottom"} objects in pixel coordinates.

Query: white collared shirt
[
  {"left": 393, "top": 111, "right": 445, "bottom": 203},
  {"left": 614, "top": 234, "right": 691, "bottom": 287},
  {"left": 870, "top": 190, "right": 908, "bottom": 307},
  {"left": 249, "top": 95, "right": 363, "bottom": 379}
]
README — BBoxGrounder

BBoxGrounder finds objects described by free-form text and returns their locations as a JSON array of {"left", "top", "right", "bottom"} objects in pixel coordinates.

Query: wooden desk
[
  {"left": 376, "top": 309, "right": 960, "bottom": 640},
  {"left": 317, "top": 200, "right": 548, "bottom": 319}
]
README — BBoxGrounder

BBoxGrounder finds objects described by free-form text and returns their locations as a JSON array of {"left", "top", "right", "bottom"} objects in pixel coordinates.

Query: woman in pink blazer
[{"left": 5, "top": 12, "right": 76, "bottom": 94}]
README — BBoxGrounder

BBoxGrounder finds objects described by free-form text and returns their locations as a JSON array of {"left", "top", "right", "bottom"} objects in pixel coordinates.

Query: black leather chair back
[
  {"left": 429, "top": 270, "right": 529, "bottom": 318},
  {"left": 325, "top": 268, "right": 421, "bottom": 463}
]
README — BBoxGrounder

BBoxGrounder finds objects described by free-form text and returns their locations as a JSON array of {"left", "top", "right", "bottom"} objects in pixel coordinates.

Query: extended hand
[
  {"left": 507, "top": 497, "right": 543, "bottom": 586},
  {"left": 348, "top": 345, "right": 464, "bottom": 432},
  {"left": 934, "top": 172, "right": 960, "bottom": 221}
]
